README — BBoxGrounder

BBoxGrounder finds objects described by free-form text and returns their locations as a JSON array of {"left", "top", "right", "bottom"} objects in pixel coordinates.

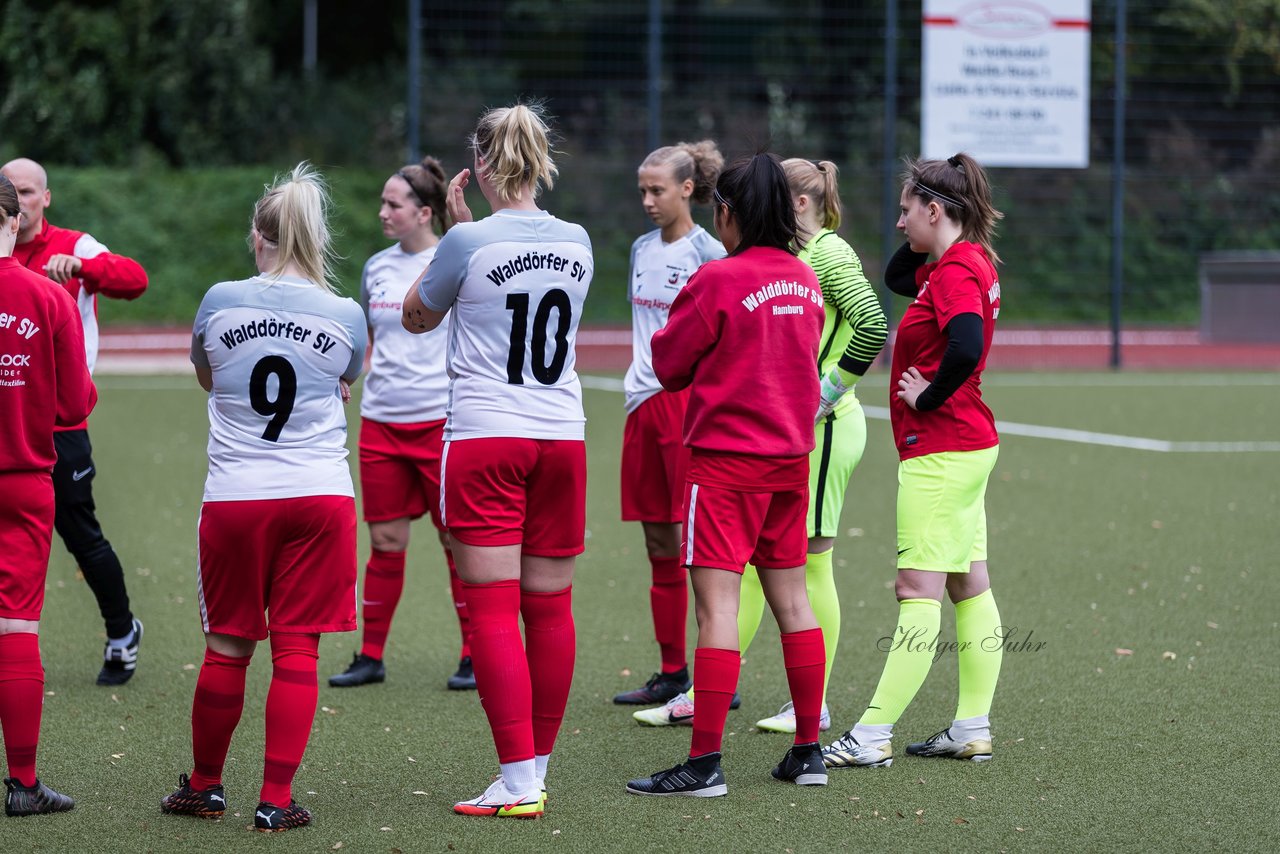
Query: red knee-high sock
[
  {"left": 188, "top": 647, "right": 251, "bottom": 791},
  {"left": 446, "top": 549, "right": 471, "bottom": 659},
  {"left": 689, "top": 647, "right": 740, "bottom": 758},
  {"left": 360, "top": 549, "right": 406, "bottom": 660},
  {"left": 520, "top": 586, "right": 575, "bottom": 757},
  {"left": 260, "top": 633, "right": 319, "bottom": 806},
  {"left": 781, "top": 628, "right": 826, "bottom": 745},
  {"left": 649, "top": 556, "right": 688, "bottom": 673},
  {"left": 463, "top": 580, "right": 533, "bottom": 763},
  {"left": 0, "top": 633, "right": 44, "bottom": 787}
]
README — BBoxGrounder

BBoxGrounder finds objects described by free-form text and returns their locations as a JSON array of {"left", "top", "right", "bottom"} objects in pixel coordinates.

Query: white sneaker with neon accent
[
  {"left": 453, "top": 776, "right": 544, "bottom": 819},
  {"left": 906, "top": 727, "right": 993, "bottom": 762},
  {"left": 754, "top": 700, "right": 832, "bottom": 734},
  {"left": 633, "top": 691, "right": 695, "bottom": 727}
]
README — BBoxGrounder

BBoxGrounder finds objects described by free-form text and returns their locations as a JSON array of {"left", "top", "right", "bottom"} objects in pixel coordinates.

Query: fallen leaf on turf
[
  {"left": 1016, "top": 827, "right": 1026, "bottom": 832},
  {"left": 331, "top": 844, "right": 343, "bottom": 851},
  {"left": 182, "top": 664, "right": 196, "bottom": 671},
  {"left": 915, "top": 809, "right": 924, "bottom": 816},
  {"left": 380, "top": 827, "right": 391, "bottom": 831},
  {"left": 896, "top": 810, "right": 905, "bottom": 818},
  {"left": 1206, "top": 622, "right": 1218, "bottom": 629},
  {"left": 552, "top": 830, "right": 561, "bottom": 836},
  {"left": 111, "top": 753, "right": 124, "bottom": 759},
  {"left": 412, "top": 791, "right": 428, "bottom": 796},
  {"left": 111, "top": 694, "right": 119, "bottom": 703},
  {"left": 1151, "top": 520, "right": 1163, "bottom": 529},
  {"left": 967, "top": 795, "right": 976, "bottom": 800},
  {"left": 1162, "top": 651, "right": 1177, "bottom": 661},
  {"left": 849, "top": 796, "right": 860, "bottom": 801},
  {"left": 1115, "top": 648, "right": 1133, "bottom": 656},
  {"left": 407, "top": 756, "right": 417, "bottom": 762},
  {"left": 620, "top": 668, "right": 632, "bottom": 677},
  {"left": 953, "top": 817, "right": 969, "bottom": 825}
]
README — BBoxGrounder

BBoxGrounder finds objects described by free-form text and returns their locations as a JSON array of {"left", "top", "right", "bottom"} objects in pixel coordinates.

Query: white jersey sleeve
[
  {"left": 417, "top": 210, "right": 593, "bottom": 441},
  {"left": 622, "top": 225, "right": 725, "bottom": 412},
  {"left": 192, "top": 275, "right": 368, "bottom": 502},
  {"left": 359, "top": 244, "right": 450, "bottom": 423}
]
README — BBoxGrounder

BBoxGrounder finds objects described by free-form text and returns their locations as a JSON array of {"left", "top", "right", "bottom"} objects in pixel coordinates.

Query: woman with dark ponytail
[
  {"left": 328, "top": 156, "right": 478, "bottom": 693},
  {"left": 823, "top": 152, "right": 1006, "bottom": 770},
  {"left": 626, "top": 153, "right": 830, "bottom": 798}
]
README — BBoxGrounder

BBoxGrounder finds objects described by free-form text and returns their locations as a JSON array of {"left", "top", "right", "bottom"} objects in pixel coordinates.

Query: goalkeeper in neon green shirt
[{"left": 633, "top": 158, "right": 887, "bottom": 731}]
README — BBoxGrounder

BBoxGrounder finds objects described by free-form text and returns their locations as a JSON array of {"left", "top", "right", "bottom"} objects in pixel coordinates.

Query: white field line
[{"left": 578, "top": 377, "right": 1280, "bottom": 454}]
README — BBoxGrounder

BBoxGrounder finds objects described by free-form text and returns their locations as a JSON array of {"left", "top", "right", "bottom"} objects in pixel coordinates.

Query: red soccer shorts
[
  {"left": 358, "top": 417, "right": 447, "bottom": 528},
  {"left": 0, "top": 472, "right": 56, "bottom": 621},
  {"left": 620, "top": 389, "right": 691, "bottom": 524},
  {"left": 680, "top": 452, "right": 810, "bottom": 572},
  {"left": 441, "top": 437, "right": 586, "bottom": 557},
  {"left": 197, "top": 495, "right": 357, "bottom": 640}
]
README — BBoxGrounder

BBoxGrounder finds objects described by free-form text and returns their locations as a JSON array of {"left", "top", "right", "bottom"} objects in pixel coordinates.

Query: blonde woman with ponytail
[
  {"left": 402, "top": 103, "right": 593, "bottom": 819},
  {"left": 824, "top": 152, "right": 1006, "bottom": 771},
  {"left": 162, "top": 163, "right": 368, "bottom": 832}
]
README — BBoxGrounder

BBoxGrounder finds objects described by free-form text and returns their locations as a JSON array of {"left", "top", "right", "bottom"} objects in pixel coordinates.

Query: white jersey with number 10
[
  {"left": 418, "top": 209, "right": 593, "bottom": 441},
  {"left": 191, "top": 275, "right": 368, "bottom": 502}
]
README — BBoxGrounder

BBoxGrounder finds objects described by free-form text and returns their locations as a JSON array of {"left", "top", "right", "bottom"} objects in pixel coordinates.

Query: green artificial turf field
[{"left": 2, "top": 371, "right": 1276, "bottom": 853}]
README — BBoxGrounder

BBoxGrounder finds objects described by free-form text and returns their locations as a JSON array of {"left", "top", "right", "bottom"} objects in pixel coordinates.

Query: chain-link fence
[{"left": 410, "top": 0, "right": 1280, "bottom": 333}]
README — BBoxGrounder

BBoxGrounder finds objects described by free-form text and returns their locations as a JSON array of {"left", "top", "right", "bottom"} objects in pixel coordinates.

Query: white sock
[
  {"left": 534, "top": 754, "right": 549, "bottom": 785},
  {"left": 851, "top": 723, "right": 893, "bottom": 747},
  {"left": 500, "top": 759, "right": 537, "bottom": 796},
  {"left": 950, "top": 714, "right": 991, "bottom": 741},
  {"left": 106, "top": 627, "right": 135, "bottom": 649}
]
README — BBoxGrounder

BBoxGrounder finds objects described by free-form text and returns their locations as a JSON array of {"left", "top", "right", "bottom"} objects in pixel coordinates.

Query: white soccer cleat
[
  {"left": 906, "top": 727, "right": 993, "bottom": 762},
  {"left": 453, "top": 776, "right": 544, "bottom": 819},
  {"left": 822, "top": 730, "right": 894, "bottom": 768},
  {"left": 754, "top": 700, "right": 832, "bottom": 734},
  {"left": 633, "top": 691, "right": 695, "bottom": 727}
]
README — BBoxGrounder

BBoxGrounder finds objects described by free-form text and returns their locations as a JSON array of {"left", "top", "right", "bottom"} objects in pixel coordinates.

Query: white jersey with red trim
[
  {"left": 418, "top": 209, "right": 593, "bottom": 441},
  {"left": 623, "top": 226, "right": 724, "bottom": 413},
  {"left": 359, "top": 243, "right": 449, "bottom": 423},
  {"left": 191, "top": 275, "right": 368, "bottom": 502}
]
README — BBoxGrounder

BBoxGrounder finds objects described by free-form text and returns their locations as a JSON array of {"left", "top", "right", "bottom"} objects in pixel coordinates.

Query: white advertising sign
[{"left": 922, "top": 0, "right": 1091, "bottom": 168}]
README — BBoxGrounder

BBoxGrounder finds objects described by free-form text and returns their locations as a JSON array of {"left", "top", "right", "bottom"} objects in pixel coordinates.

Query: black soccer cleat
[
  {"left": 613, "top": 667, "right": 691, "bottom": 705},
  {"left": 253, "top": 799, "right": 312, "bottom": 832},
  {"left": 4, "top": 778, "right": 75, "bottom": 817},
  {"left": 160, "top": 773, "right": 226, "bottom": 818},
  {"left": 771, "top": 742, "right": 829, "bottom": 786},
  {"left": 447, "top": 656, "right": 476, "bottom": 690},
  {"left": 328, "top": 653, "right": 385, "bottom": 687},
  {"left": 97, "top": 617, "right": 143, "bottom": 686},
  {"left": 626, "top": 753, "right": 727, "bottom": 798}
]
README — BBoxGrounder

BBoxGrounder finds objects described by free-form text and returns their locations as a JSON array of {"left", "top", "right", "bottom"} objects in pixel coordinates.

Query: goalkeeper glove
[{"left": 815, "top": 366, "right": 857, "bottom": 422}]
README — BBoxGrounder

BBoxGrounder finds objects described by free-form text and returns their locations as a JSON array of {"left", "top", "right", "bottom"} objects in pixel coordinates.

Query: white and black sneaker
[
  {"left": 906, "top": 727, "right": 993, "bottom": 762},
  {"left": 771, "top": 742, "right": 828, "bottom": 786},
  {"left": 626, "top": 753, "right": 727, "bottom": 798},
  {"left": 98, "top": 618, "right": 142, "bottom": 686},
  {"left": 822, "top": 730, "right": 893, "bottom": 768}
]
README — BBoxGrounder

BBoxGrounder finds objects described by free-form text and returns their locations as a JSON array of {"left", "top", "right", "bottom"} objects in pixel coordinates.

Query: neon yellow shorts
[
  {"left": 808, "top": 398, "right": 867, "bottom": 538},
  {"left": 896, "top": 446, "right": 999, "bottom": 573}
]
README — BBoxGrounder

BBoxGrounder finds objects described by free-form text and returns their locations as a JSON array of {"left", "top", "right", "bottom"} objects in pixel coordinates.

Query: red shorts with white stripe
[
  {"left": 0, "top": 471, "right": 56, "bottom": 621},
  {"left": 680, "top": 451, "right": 809, "bottom": 573},
  {"left": 441, "top": 437, "right": 586, "bottom": 557},
  {"left": 197, "top": 496, "right": 357, "bottom": 640},
  {"left": 620, "top": 389, "right": 690, "bottom": 523},
  {"left": 358, "top": 417, "right": 446, "bottom": 527}
]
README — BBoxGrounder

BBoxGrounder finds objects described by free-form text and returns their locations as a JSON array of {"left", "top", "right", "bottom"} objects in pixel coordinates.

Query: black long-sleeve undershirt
[
  {"left": 885, "top": 241, "right": 929, "bottom": 297},
  {"left": 913, "top": 312, "right": 984, "bottom": 412}
]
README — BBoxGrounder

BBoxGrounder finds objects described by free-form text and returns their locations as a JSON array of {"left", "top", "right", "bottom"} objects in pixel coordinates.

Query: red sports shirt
[
  {"left": 0, "top": 256, "right": 98, "bottom": 472},
  {"left": 652, "top": 245, "right": 824, "bottom": 464},
  {"left": 890, "top": 241, "right": 1000, "bottom": 460}
]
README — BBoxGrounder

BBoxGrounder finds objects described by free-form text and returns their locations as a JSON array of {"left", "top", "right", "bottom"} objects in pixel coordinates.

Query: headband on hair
[
  {"left": 915, "top": 181, "right": 966, "bottom": 209},
  {"left": 395, "top": 169, "right": 426, "bottom": 205}
]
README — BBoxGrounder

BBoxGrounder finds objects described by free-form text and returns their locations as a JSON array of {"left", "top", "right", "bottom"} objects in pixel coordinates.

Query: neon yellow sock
[
  {"left": 736, "top": 564, "right": 766, "bottom": 655},
  {"left": 804, "top": 548, "right": 839, "bottom": 702},
  {"left": 954, "top": 589, "right": 1002, "bottom": 719},
  {"left": 858, "top": 598, "right": 942, "bottom": 726}
]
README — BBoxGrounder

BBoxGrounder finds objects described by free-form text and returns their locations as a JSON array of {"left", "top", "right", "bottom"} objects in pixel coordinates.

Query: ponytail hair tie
[{"left": 947, "top": 155, "right": 964, "bottom": 170}]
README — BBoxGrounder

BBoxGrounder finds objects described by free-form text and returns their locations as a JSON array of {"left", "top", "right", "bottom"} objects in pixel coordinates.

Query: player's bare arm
[{"left": 400, "top": 282, "right": 445, "bottom": 333}]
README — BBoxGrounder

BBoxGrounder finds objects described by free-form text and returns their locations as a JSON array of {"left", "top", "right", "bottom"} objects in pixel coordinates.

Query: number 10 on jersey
[{"left": 505, "top": 289, "right": 572, "bottom": 385}]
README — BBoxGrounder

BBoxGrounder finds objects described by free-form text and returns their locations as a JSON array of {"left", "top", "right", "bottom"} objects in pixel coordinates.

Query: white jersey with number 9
[
  {"left": 417, "top": 209, "right": 593, "bottom": 441},
  {"left": 191, "top": 275, "right": 368, "bottom": 502}
]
